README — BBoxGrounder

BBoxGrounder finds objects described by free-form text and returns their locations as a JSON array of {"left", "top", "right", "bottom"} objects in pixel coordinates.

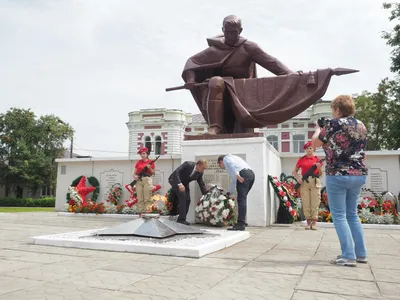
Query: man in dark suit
[{"left": 168, "top": 159, "right": 208, "bottom": 225}]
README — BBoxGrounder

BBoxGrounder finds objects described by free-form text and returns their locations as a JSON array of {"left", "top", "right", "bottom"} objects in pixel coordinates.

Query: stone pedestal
[{"left": 181, "top": 133, "right": 282, "bottom": 227}]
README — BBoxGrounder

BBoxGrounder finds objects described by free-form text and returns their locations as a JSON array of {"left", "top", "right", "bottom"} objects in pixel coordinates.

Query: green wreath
[{"left": 66, "top": 175, "right": 100, "bottom": 203}]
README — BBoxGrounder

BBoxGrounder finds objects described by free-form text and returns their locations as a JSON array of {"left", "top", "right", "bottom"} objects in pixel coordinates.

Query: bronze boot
[{"left": 206, "top": 99, "right": 224, "bottom": 135}]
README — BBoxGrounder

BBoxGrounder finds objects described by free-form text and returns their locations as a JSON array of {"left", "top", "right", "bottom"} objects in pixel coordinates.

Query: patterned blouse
[{"left": 318, "top": 117, "right": 368, "bottom": 176}]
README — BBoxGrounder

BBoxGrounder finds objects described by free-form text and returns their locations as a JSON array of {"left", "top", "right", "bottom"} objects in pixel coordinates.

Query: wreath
[
  {"left": 195, "top": 185, "right": 236, "bottom": 226},
  {"left": 268, "top": 175, "right": 299, "bottom": 224},
  {"left": 66, "top": 175, "right": 100, "bottom": 202},
  {"left": 106, "top": 183, "right": 122, "bottom": 206}
]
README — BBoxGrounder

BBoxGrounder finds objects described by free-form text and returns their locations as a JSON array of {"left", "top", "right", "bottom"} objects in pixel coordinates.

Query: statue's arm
[{"left": 245, "top": 41, "right": 292, "bottom": 75}]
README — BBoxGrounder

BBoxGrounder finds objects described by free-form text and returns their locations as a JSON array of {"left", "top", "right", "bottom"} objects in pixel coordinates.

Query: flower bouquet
[{"left": 195, "top": 185, "right": 236, "bottom": 227}]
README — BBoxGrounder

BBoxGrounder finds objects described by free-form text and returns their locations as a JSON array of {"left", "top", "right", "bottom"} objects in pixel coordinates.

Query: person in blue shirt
[{"left": 217, "top": 155, "right": 255, "bottom": 231}]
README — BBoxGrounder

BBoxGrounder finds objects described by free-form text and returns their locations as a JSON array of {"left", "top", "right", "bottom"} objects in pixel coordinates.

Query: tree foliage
[
  {"left": 354, "top": 78, "right": 399, "bottom": 150},
  {"left": 353, "top": 3, "right": 400, "bottom": 150},
  {"left": 0, "top": 108, "right": 74, "bottom": 197},
  {"left": 383, "top": 2, "right": 400, "bottom": 73}
]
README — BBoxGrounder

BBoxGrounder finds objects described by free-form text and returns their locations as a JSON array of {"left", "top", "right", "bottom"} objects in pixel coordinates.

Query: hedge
[{"left": 0, "top": 197, "right": 55, "bottom": 207}]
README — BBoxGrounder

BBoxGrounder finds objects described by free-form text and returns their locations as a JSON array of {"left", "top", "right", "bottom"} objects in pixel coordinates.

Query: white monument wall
[
  {"left": 180, "top": 136, "right": 282, "bottom": 227},
  {"left": 55, "top": 156, "right": 181, "bottom": 211}
]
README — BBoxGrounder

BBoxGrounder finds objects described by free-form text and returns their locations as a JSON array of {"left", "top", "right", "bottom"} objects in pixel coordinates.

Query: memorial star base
[{"left": 30, "top": 214, "right": 250, "bottom": 258}]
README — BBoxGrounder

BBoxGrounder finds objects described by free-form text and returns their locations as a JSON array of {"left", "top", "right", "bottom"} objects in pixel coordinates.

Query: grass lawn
[{"left": 0, "top": 207, "right": 55, "bottom": 213}]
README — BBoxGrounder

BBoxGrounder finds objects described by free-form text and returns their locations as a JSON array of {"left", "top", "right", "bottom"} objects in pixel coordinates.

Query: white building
[{"left": 126, "top": 100, "right": 332, "bottom": 157}]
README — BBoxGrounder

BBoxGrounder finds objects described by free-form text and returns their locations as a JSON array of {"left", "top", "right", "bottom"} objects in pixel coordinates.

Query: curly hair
[{"left": 331, "top": 95, "right": 356, "bottom": 117}]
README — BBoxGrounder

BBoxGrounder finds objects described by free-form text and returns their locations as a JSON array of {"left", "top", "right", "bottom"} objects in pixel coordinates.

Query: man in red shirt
[
  {"left": 293, "top": 142, "right": 323, "bottom": 230},
  {"left": 133, "top": 148, "right": 155, "bottom": 213}
]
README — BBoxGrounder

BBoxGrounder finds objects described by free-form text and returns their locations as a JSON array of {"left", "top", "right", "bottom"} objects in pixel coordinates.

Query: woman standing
[
  {"left": 312, "top": 95, "right": 368, "bottom": 267},
  {"left": 134, "top": 147, "right": 155, "bottom": 213},
  {"left": 293, "top": 142, "right": 323, "bottom": 230}
]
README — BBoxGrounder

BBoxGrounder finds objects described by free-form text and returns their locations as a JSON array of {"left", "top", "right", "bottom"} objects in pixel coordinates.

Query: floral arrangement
[
  {"left": 106, "top": 183, "right": 122, "bottom": 206},
  {"left": 165, "top": 189, "right": 174, "bottom": 213},
  {"left": 279, "top": 173, "right": 301, "bottom": 199},
  {"left": 66, "top": 183, "right": 166, "bottom": 215},
  {"left": 320, "top": 188, "right": 329, "bottom": 210},
  {"left": 125, "top": 186, "right": 138, "bottom": 208},
  {"left": 123, "top": 184, "right": 162, "bottom": 208},
  {"left": 268, "top": 175, "right": 299, "bottom": 223},
  {"left": 318, "top": 187, "right": 398, "bottom": 225},
  {"left": 66, "top": 176, "right": 100, "bottom": 202},
  {"left": 68, "top": 200, "right": 105, "bottom": 214},
  {"left": 67, "top": 186, "right": 83, "bottom": 206},
  {"left": 318, "top": 210, "right": 332, "bottom": 223},
  {"left": 195, "top": 185, "right": 236, "bottom": 226}
]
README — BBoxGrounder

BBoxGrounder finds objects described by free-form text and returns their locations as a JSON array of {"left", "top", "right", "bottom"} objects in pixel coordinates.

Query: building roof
[
  {"left": 190, "top": 114, "right": 206, "bottom": 124},
  {"left": 62, "top": 150, "right": 81, "bottom": 158}
]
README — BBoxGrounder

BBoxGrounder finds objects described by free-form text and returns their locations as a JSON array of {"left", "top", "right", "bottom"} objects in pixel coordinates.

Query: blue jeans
[{"left": 326, "top": 175, "right": 367, "bottom": 260}]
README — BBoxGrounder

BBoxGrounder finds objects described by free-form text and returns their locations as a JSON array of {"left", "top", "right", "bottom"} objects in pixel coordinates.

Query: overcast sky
[{"left": 0, "top": 0, "right": 394, "bottom": 157}]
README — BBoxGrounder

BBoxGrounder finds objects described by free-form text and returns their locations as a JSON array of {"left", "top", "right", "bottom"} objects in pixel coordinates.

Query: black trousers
[
  {"left": 171, "top": 185, "right": 191, "bottom": 221},
  {"left": 236, "top": 169, "right": 255, "bottom": 226}
]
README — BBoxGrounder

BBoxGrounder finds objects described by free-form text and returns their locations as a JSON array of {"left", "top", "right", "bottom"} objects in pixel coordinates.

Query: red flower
[
  {"left": 276, "top": 182, "right": 281, "bottom": 187},
  {"left": 273, "top": 176, "right": 278, "bottom": 179},
  {"left": 279, "top": 191, "right": 285, "bottom": 197},
  {"left": 286, "top": 201, "right": 291, "bottom": 207},
  {"left": 290, "top": 209, "right": 297, "bottom": 216},
  {"left": 360, "top": 202, "right": 366, "bottom": 208}
]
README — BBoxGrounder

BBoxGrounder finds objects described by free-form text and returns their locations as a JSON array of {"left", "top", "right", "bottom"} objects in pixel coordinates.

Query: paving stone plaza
[{"left": 0, "top": 212, "right": 399, "bottom": 300}]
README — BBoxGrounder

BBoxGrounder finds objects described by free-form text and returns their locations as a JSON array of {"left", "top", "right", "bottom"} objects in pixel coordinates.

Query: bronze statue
[{"left": 166, "top": 15, "right": 357, "bottom": 135}]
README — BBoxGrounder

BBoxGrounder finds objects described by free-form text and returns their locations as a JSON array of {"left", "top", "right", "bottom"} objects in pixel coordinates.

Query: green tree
[
  {"left": 355, "top": 78, "right": 400, "bottom": 150},
  {"left": 383, "top": 2, "right": 400, "bottom": 73},
  {"left": 355, "top": 79, "right": 391, "bottom": 150},
  {"left": 0, "top": 108, "right": 74, "bottom": 197}
]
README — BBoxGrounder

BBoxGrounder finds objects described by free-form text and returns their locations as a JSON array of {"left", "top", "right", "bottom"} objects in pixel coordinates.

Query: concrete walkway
[{"left": 0, "top": 212, "right": 399, "bottom": 300}]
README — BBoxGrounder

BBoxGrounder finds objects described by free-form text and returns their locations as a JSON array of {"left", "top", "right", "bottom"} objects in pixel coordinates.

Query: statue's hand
[{"left": 184, "top": 82, "right": 196, "bottom": 90}]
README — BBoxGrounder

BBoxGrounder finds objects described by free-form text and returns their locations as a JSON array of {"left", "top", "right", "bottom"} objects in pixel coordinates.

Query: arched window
[
  {"left": 155, "top": 136, "right": 162, "bottom": 155},
  {"left": 144, "top": 136, "right": 152, "bottom": 153},
  {"left": 267, "top": 135, "right": 279, "bottom": 151},
  {"left": 293, "top": 134, "right": 305, "bottom": 153}
]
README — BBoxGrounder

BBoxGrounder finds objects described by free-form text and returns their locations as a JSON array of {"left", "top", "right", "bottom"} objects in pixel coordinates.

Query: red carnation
[
  {"left": 279, "top": 191, "right": 285, "bottom": 197},
  {"left": 286, "top": 201, "right": 291, "bottom": 207},
  {"left": 276, "top": 182, "right": 281, "bottom": 187}
]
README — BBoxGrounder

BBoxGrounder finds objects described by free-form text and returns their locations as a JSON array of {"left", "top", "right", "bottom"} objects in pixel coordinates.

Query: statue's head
[{"left": 222, "top": 15, "right": 243, "bottom": 47}]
